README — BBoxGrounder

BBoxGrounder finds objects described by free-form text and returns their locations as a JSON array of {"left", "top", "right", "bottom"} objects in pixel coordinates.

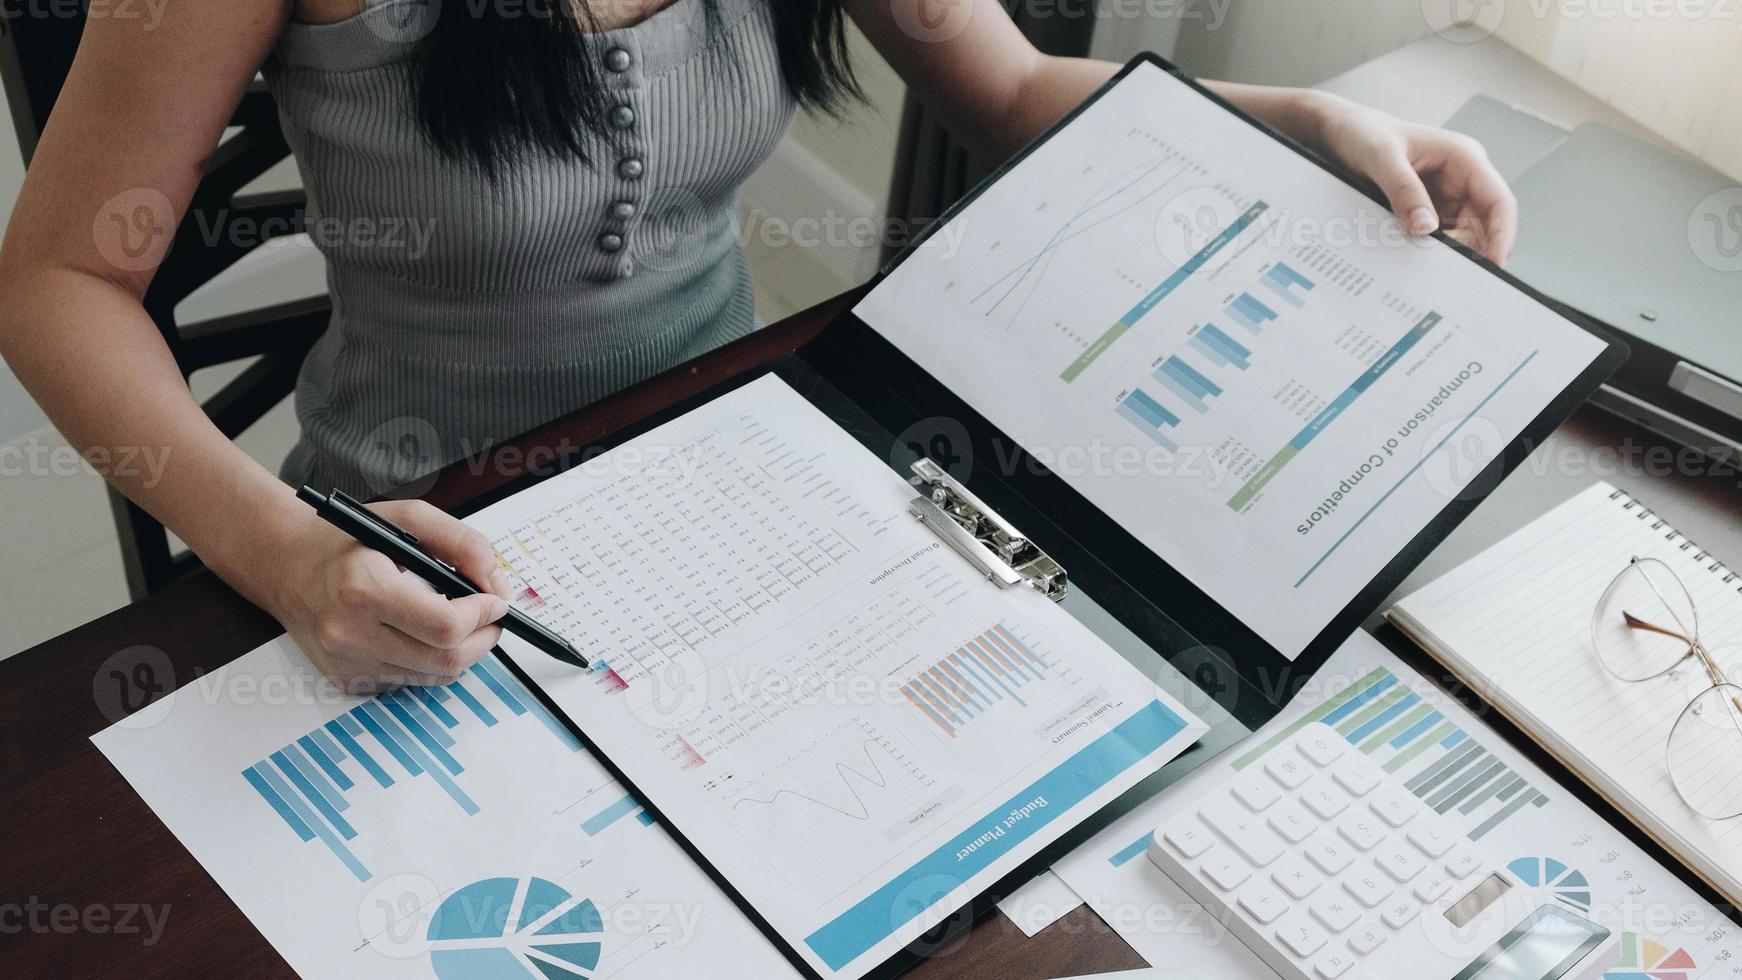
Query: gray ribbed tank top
[{"left": 263, "top": 0, "right": 796, "bottom": 496}]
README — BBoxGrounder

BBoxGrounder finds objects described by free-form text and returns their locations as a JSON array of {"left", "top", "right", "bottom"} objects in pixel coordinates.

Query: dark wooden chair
[{"left": 0, "top": 7, "right": 328, "bottom": 598}]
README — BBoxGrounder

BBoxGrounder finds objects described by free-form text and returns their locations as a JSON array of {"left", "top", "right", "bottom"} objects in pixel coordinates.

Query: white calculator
[{"left": 1149, "top": 723, "right": 1614, "bottom": 980}]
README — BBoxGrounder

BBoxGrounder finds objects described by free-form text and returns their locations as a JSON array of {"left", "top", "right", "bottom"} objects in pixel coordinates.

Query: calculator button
[
  {"left": 1305, "top": 836, "right": 1355, "bottom": 875},
  {"left": 1298, "top": 729, "right": 1346, "bottom": 767},
  {"left": 1201, "top": 848, "right": 1251, "bottom": 891},
  {"left": 1271, "top": 853, "right": 1323, "bottom": 899},
  {"left": 1203, "top": 799, "right": 1284, "bottom": 867},
  {"left": 1374, "top": 843, "right": 1425, "bottom": 883},
  {"left": 1407, "top": 821, "right": 1455, "bottom": 859},
  {"left": 1164, "top": 823, "right": 1213, "bottom": 859},
  {"left": 1348, "top": 925, "right": 1387, "bottom": 955},
  {"left": 1309, "top": 893, "right": 1359, "bottom": 932},
  {"left": 1267, "top": 799, "right": 1316, "bottom": 843},
  {"left": 1336, "top": 814, "right": 1386, "bottom": 852},
  {"left": 1413, "top": 873, "right": 1452, "bottom": 903},
  {"left": 1380, "top": 897, "right": 1420, "bottom": 929},
  {"left": 1239, "top": 881, "right": 1289, "bottom": 924},
  {"left": 1331, "top": 761, "right": 1380, "bottom": 797},
  {"left": 1233, "top": 775, "right": 1282, "bottom": 812},
  {"left": 1342, "top": 871, "right": 1391, "bottom": 908},
  {"left": 1368, "top": 789, "right": 1417, "bottom": 828},
  {"left": 1445, "top": 850, "right": 1482, "bottom": 879},
  {"left": 1266, "top": 753, "right": 1312, "bottom": 789},
  {"left": 1314, "top": 950, "right": 1355, "bottom": 979},
  {"left": 1276, "top": 913, "right": 1328, "bottom": 958},
  {"left": 1301, "top": 781, "right": 1351, "bottom": 819}
]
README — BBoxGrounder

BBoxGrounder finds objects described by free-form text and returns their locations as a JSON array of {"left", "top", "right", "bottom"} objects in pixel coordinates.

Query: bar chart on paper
[
  {"left": 899, "top": 622, "right": 1078, "bottom": 738},
  {"left": 240, "top": 657, "right": 586, "bottom": 882},
  {"left": 1229, "top": 666, "right": 1549, "bottom": 842}
]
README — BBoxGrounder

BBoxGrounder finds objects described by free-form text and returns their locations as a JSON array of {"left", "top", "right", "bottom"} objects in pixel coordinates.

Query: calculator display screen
[
  {"left": 1454, "top": 904, "right": 1610, "bottom": 980},
  {"left": 1445, "top": 873, "right": 1512, "bottom": 928}
]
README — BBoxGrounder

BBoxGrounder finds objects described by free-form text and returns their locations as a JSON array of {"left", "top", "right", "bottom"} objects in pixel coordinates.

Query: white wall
[
  {"left": 1493, "top": 3, "right": 1742, "bottom": 182},
  {"left": 1154, "top": 0, "right": 1436, "bottom": 85}
]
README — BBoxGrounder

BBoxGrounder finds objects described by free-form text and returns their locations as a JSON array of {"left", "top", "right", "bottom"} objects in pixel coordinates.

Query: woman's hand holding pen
[{"left": 261, "top": 499, "right": 514, "bottom": 693}]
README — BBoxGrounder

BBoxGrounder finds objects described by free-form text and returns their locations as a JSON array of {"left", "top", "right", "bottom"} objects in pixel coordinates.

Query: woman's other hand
[{"left": 1304, "top": 92, "right": 1518, "bottom": 266}]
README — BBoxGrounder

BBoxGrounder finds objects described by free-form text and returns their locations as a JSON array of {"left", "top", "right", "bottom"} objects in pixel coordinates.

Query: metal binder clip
[{"left": 908, "top": 458, "right": 1068, "bottom": 601}]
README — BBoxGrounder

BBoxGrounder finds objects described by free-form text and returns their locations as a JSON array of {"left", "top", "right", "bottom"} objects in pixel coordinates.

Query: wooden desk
[
  {"left": 0, "top": 292, "right": 1143, "bottom": 979},
  {"left": 3, "top": 288, "right": 1737, "bottom": 979}
]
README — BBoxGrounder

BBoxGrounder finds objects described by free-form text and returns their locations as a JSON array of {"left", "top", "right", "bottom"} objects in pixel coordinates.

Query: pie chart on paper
[
  {"left": 427, "top": 876, "right": 604, "bottom": 980},
  {"left": 1506, "top": 856, "right": 1593, "bottom": 911},
  {"left": 1604, "top": 931, "right": 1697, "bottom": 980}
]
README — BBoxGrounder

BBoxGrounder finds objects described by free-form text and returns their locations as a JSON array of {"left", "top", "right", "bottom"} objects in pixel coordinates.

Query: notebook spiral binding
[{"left": 1609, "top": 486, "right": 1741, "bottom": 591}]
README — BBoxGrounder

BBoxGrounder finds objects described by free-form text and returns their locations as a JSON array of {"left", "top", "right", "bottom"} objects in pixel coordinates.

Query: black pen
[{"left": 296, "top": 486, "right": 591, "bottom": 670}]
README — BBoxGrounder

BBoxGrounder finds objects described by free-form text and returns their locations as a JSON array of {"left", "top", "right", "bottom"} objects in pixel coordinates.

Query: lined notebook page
[{"left": 1392, "top": 482, "right": 1742, "bottom": 881}]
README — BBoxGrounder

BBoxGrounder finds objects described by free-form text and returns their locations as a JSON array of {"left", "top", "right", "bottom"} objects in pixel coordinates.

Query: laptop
[{"left": 1447, "top": 98, "right": 1742, "bottom": 461}]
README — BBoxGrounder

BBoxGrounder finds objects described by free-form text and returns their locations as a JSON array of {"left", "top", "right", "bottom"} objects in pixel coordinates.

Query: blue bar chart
[
  {"left": 241, "top": 657, "right": 585, "bottom": 882},
  {"left": 1153, "top": 356, "right": 1223, "bottom": 413},
  {"left": 1226, "top": 292, "right": 1279, "bottom": 333},
  {"left": 1115, "top": 389, "right": 1181, "bottom": 450},
  {"left": 1190, "top": 324, "right": 1250, "bottom": 370},
  {"left": 581, "top": 792, "right": 656, "bottom": 836},
  {"left": 901, "top": 624, "right": 1051, "bottom": 737},
  {"left": 1260, "top": 261, "right": 1315, "bottom": 307}
]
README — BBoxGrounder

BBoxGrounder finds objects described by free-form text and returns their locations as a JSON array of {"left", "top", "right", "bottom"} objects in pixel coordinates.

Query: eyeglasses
[{"left": 1592, "top": 557, "right": 1742, "bottom": 819}]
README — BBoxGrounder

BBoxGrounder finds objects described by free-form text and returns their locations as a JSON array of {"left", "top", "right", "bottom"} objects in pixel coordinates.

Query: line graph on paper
[
  {"left": 970, "top": 149, "right": 1195, "bottom": 325},
  {"left": 698, "top": 715, "right": 964, "bottom": 894},
  {"left": 935, "top": 127, "right": 1253, "bottom": 357}
]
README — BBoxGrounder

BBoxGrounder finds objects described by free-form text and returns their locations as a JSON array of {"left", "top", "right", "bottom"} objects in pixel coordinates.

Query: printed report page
[
  {"left": 853, "top": 60, "right": 1609, "bottom": 659},
  {"left": 472, "top": 375, "right": 1206, "bottom": 978}
]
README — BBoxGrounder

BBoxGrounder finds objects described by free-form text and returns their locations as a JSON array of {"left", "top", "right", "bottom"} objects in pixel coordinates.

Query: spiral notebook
[{"left": 1387, "top": 482, "right": 1742, "bottom": 905}]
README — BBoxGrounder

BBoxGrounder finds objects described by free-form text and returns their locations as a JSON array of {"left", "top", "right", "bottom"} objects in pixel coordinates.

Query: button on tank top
[{"left": 263, "top": 0, "right": 797, "bottom": 495}]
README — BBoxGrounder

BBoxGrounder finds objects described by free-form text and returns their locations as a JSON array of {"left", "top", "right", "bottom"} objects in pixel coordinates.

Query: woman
[{"left": 0, "top": 0, "right": 1515, "bottom": 690}]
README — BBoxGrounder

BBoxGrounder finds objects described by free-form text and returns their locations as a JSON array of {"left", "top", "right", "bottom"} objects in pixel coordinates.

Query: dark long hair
[{"left": 410, "top": 0, "right": 860, "bottom": 175}]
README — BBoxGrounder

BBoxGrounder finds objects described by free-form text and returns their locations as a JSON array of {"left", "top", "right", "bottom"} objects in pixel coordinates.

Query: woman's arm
[
  {"left": 849, "top": 0, "right": 1515, "bottom": 263},
  {"left": 0, "top": 0, "right": 509, "bottom": 690}
]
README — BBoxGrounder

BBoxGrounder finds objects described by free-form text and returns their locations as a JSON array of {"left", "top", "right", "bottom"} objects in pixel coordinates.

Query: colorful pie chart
[
  {"left": 428, "top": 876, "right": 603, "bottom": 980},
  {"left": 1605, "top": 931, "right": 1697, "bottom": 980}
]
